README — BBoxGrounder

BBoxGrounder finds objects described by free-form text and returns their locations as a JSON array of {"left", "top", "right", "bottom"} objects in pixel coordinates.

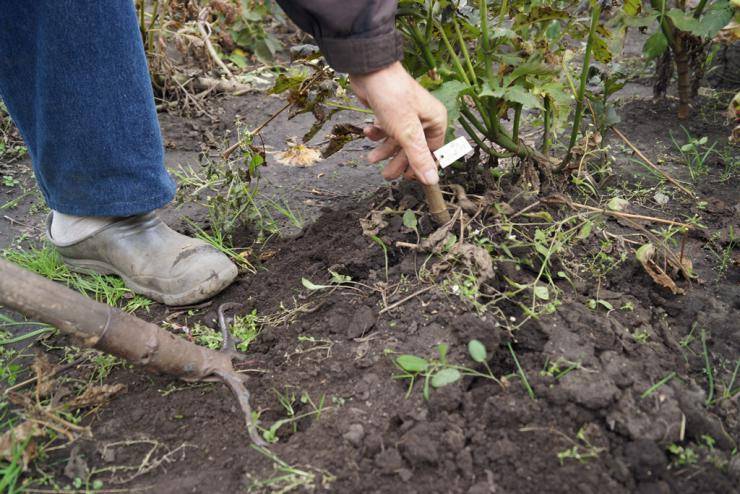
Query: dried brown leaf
[
  {"left": 0, "top": 421, "right": 44, "bottom": 470},
  {"left": 275, "top": 142, "right": 322, "bottom": 167},
  {"left": 65, "top": 384, "right": 126, "bottom": 410},
  {"left": 636, "top": 243, "right": 684, "bottom": 295}
]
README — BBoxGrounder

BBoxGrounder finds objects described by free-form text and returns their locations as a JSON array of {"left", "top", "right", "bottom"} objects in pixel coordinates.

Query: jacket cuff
[{"left": 317, "top": 30, "right": 404, "bottom": 75}]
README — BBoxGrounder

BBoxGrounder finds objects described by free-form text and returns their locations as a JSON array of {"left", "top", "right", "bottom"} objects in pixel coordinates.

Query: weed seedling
[
  {"left": 508, "top": 342, "right": 536, "bottom": 400},
  {"left": 260, "top": 391, "right": 328, "bottom": 444},
  {"left": 667, "top": 443, "right": 699, "bottom": 468},
  {"left": 641, "top": 372, "right": 676, "bottom": 399},
  {"left": 556, "top": 425, "right": 605, "bottom": 465},
  {"left": 393, "top": 340, "right": 500, "bottom": 400},
  {"left": 671, "top": 128, "right": 717, "bottom": 180}
]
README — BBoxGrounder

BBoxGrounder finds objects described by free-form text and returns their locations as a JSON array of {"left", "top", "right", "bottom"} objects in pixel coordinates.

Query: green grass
[
  {"left": 183, "top": 218, "right": 255, "bottom": 273},
  {"left": 2, "top": 243, "right": 152, "bottom": 312}
]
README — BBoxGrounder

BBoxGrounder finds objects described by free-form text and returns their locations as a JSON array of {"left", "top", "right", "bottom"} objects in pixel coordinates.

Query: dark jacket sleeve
[{"left": 275, "top": 0, "right": 403, "bottom": 74}]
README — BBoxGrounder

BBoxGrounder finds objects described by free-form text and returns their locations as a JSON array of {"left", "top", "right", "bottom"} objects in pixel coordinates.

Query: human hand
[{"left": 350, "top": 62, "right": 447, "bottom": 185}]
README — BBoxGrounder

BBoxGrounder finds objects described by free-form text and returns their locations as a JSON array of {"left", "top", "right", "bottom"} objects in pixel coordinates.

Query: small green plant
[
  {"left": 670, "top": 128, "right": 717, "bottom": 180},
  {"left": 260, "top": 391, "right": 327, "bottom": 444},
  {"left": 641, "top": 372, "right": 676, "bottom": 398},
  {"left": 0, "top": 433, "right": 28, "bottom": 494},
  {"left": 632, "top": 329, "right": 650, "bottom": 344},
  {"left": 720, "top": 359, "right": 739, "bottom": 401},
  {"left": 183, "top": 218, "right": 254, "bottom": 273},
  {"left": 541, "top": 357, "right": 582, "bottom": 381},
  {"left": 556, "top": 425, "right": 605, "bottom": 465},
  {"left": 705, "top": 226, "right": 736, "bottom": 277},
  {"left": 393, "top": 340, "right": 500, "bottom": 400},
  {"left": 2, "top": 175, "right": 19, "bottom": 188},
  {"left": 248, "top": 446, "right": 335, "bottom": 492},
  {"left": 667, "top": 443, "right": 699, "bottom": 467},
  {"left": 174, "top": 130, "right": 266, "bottom": 241}
]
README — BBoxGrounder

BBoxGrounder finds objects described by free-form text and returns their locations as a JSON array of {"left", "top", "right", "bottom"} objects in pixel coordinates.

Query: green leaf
[
  {"left": 544, "top": 20, "right": 561, "bottom": 41},
  {"left": 432, "top": 80, "right": 468, "bottom": 123},
  {"left": 643, "top": 31, "right": 668, "bottom": 59},
  {"left": 592, "top": 35, "right": 612, "bottom": 64},
  {"left": 666, "top": 9, "right": 705, "bottom": 37},
  {"left": 635, "top": 243, "right": 655, "bottom": 264},
  {"left": 576, "top": 221, "right": 593, "bottom": 240},
  {"left": 402, "top": 210, "right": 418, "bottom": 231},
  {"left": 533, "top": 285, "right": 550, "bottom": 300},
  {"left": 431, "top": 368, "right": 461, "bottom": 388},
  {"left": 623, "top": 0, "right": 642, "bottom": 17},
  {"left": 396, "top": 355, "right": 429, "bottom": 373},
  {"left": 699, "top": 2, "right": 733, "bottom": 38},
  {"left": 624, "top": 13, "right": 660, "bottom": 28},
  {"left": 503, "top": 86, "right": 543, "bottom": 110},
  {"left": 468, "top": 340, "right": 487, "bottom": 363},
  {"left": 301, "top": 278, "right": 331, "bottom": 290},
  {"left": 479, "top": 81, "right": 505, "bottom": 99},
  {"left": 508, "top": 59, "right": 555, "bottom": 82},
  {"left": 438, "top": 343, "right": 448, "bottom": 363},
  {"left": 329, "top": 270, "right": 351, "bottom": 284}
]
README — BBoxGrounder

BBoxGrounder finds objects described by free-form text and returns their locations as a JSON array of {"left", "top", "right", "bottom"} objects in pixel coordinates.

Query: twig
[
  {"left": 612, "top": 127, "right": 695, "bottom": 198},
  {"left": 221, "top": 101, "right": 291, "bottom": 160},
  {"left": 379, "top": 286, "right": 434, "bottom": 314},
  {"left": 197, "top": 7, "right": 233, "bottom": 79},
  {"left": 544, "top": 194, "right": 693, "bottom": 229}
]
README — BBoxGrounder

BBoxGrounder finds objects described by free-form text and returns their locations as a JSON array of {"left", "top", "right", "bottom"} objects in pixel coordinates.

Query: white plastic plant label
[{"left": 434, "top": 136, "right": 473, "bottom": 169}]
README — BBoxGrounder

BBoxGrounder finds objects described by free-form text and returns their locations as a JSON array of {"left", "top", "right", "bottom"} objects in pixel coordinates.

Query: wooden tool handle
[{"left": 422, "top": 184, "right": 451, "bottom": 225}]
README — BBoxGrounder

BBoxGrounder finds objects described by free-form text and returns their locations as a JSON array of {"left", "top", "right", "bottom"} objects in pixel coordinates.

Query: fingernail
[{"left": 423, "top": 169, "right": 439, "bottom": 184}]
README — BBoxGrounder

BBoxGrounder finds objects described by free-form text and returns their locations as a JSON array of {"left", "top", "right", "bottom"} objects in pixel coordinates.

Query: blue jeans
[{"left": 0, "top": 0, "right": 175, "bottom": 216}]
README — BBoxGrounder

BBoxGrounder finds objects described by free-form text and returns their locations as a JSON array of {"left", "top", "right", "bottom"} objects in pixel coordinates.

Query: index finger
[{"left": 395, "top": 120, "right": 439, "bottom": 185}]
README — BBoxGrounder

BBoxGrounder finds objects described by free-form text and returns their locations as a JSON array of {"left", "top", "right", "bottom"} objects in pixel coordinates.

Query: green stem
[
  {"left": 499, "top": 0, "right": 509, "bottom": 23},
  {"left": 693, "top": 0, "right": 708, "bottom": 18},
  {"left": 565, "top": 0, "right": 601, "bottom": 161},
  {"left": 542, "top": 96, "right": 552, "bottom": 153},
  {"left": 437, "top": 22, "right": 471, "bottom": 86},
  {"left": 459, "top": 114, "right": 509, "bottom": 158},
  {"left": 453, "top": 18, "right": 478, "bottom": 91},
  {"left": 512, "top": 104, "right": 522, "bottom": 143},
  {"left": 479, "top": 0, "right": 495, "bottom": 83},
  {"left": 461, "top": 107, "right": 489, "bottom": 137},
  {"left": 410, "top": 22, "right": 437, "bottom": 69}
]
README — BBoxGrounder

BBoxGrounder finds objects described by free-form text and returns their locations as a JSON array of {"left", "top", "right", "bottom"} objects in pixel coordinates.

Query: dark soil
[{"left": 1, "top": 52, "right": 738, "bottom": 494}]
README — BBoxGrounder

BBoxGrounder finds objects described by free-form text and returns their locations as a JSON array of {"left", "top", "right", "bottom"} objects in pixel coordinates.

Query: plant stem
[
  {"left": 459, "top": 114, "right": 508, "bottom": 158},
  {"left": 693, "top": 0, "right": 708, "bottom": 17},
  {"left": 512, "top": 104, "right": 522, "bottom": 143},
  {"left": 542, "top": 96, "right": 552, "bottom": 153},
  {"left": 565, "top": 0, "right": 601, "bottom": 162},
  {"left": 410, "top": 22, "right": 437, "bottom": 69},
  {"left": 437, "top": 22, "right": 471, "bottom": 86},
  {"left": 674, "top": 36, "right": 691, "bottom": 119},
  {"left": 453, "top": 18, "right": 478, "bottom": 91},
  {"left": 508, "top": 342, "right": 535, "bottom": 400}
]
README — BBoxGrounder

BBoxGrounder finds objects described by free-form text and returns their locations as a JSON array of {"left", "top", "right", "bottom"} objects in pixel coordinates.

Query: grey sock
[{"left": 50, "top": 211, "right": 117, "bottom": 244}]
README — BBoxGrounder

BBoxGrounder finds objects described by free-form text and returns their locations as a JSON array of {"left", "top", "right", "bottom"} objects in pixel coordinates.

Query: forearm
[{"left": 275, "top": 0, "right": 403, "bottom": 74}]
